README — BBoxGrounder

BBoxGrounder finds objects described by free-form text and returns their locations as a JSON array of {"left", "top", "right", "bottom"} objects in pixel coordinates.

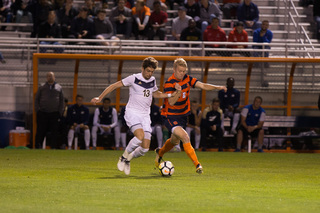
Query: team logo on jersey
[
  {"left": 173, "top": 121, "right": 178, "bottom": 125},
  {"left": 209, "top": 116, "right": 217, "bottom": 122},
  {"left": 138, "top": 81, "right": 142, "bottom": 85}
]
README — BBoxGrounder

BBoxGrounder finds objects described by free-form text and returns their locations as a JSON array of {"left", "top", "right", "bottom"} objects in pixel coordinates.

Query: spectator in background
[
  {"left": 199, "top": 0, "right": 222, "bottom": 32},
  {"left": 186, "top": 101, "right": 201, "bottom": 151},
  {"left": 28, "top": 0, "right": 53, "bottom": 37},
  {"left": 69, "top": 6, "right": 95, "bottom": 40},
  {"left": 67, "top": 94, "right": 90, "bottom": 150},
  {"left": 38, "top": 10, "right": 64, "bottom": 54},
  {"left": 85, "top": 0, "right": 98, "bottom": 17},
  {"left": 57, "top": 0, "right": 78, "bottom": 38},
  {"left": 94, "top": 9, "right": 119, "bottom": 46},
  {"left": 237, "top": 0, "right": 261, "bottom": 30},
  {"left": 167, "top": 0, "right": 183, "bottom": 10},
  {"left": 146, "top": 0, "right": 167, "bottom": 40},
  {"left": 180, "top": 18, "right": 202, "bottom": 56},
  {"left": 227, "top": 21, "right": 250, "bottom": 57},
  {"left": 150, "top": 99, "right": 163, "bottom": 148},
  {"left": 118, "top": 106, "right": 131, "bottom": 149},
  {"left": 221, "top": 0, "right": 241, "bottom": 19},
  {"left": 131, "top": 0, "right": 151, "bottom": 40},
  {"left": 314, "top": 0, "right": 320, "bottom": 40},
  {"left": 184, "top": 0, "right": 200, "bottom": 24},
  {"left": 58, "top": 98, "right": 69, "bottom": 149},
  {"left": 0, "top": 51, "right": 6, "bottom": 63},
  {"left": 109, "top": 0, "right": 132, "bottom": 39},
  {"left": 200, "top": 98, "right": 224, "bottom": 151},
  {"left": 0, "top": 0, "right": 13, "bottom": 30},
  {"left": 11, "top": 0, "right": 33, "bottom": 27},
  {"left": 171, "top": 6, "right": 191, "bottom": 41},
  {"left": 218, "top": 77, "right": 240, "bottom": 134},
  {"left": 146, "top": 0, "right": 167, "bottom": 11},
  {"left": 35, "top": 72, "right": 64, "bottom": 149},
  {"left": 53, "top": 0, "right": 64, "bottom": 10},
  {"left": 253, "top": 20, "right": 273, "bottom": 57},
  {"left": 235, "top": 96, "right": 265, "bottom": 152},
  {"left": 92, "top": 98, "right": 121, "bottom": 150},
  {"left": 203, "top": 16, "right": 227, "bottom": 56}
]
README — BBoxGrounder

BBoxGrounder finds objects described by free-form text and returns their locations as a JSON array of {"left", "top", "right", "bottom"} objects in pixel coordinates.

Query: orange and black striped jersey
[{"left": 161, "top": 74, "right": 198, "bottom": 117}]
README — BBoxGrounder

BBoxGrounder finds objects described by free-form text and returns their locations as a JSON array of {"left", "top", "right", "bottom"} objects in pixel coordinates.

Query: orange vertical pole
[
  {"left": 158, "top": 61, "right": 167, "bottom": 107},
  {"left": 32, "top": 54, "right": 39, "bottom": 149},
  {"left": 201, "top": 62, "right": 210, "bottom": 111},
  {"left": 244, "top": 63, "right": 253, "bottom": 105},
  {"left": 116, "top": 60, "right": 123, "bottom": 112},
  {"left": 72, "top": 59, "right": 80, "bottom": 103}
]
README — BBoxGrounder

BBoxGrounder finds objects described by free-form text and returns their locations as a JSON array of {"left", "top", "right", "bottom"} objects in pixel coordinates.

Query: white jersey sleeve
[{"left": 121, "top": 74, "right": 135, "bottom": 87}]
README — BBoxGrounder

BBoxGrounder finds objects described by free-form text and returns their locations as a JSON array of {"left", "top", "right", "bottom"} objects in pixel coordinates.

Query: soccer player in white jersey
[{"left": 91, "top": 57, "right": 180, "bottom": 175}]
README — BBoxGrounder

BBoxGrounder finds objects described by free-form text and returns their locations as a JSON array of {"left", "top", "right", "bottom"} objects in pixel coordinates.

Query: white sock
[
  {"left": 125, "top": 137, "right": 142, "bottom": 154},
  {"left": 195, "top": 132, "right": 201, "bottom": 149},
  {"left": 127, "top": 147, "right": 149, "bottom": 161},
  {"left": 232, "top": 113, "right": 240, "bottom": 131},
  {"left": 68, "top": 129, "right": 74, "bottom": 147},
  {"left": 114, "top": 126, "right": 121, "bottom": 148},
  {"left": 91, "top": 126, "right": 98, "bottom": 147},
  {"left": 84, "top": 129, "right": 90, "bottom": 148},
  {"left": 155, "top": 125, "right": 163, "bottom": 148},
  {"left": 121, "top": 133, "right": 127, "bottom": 148}
]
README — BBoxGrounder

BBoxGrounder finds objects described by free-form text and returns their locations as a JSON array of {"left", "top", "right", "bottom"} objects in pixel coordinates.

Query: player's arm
[
  {"left": 152, "top": 89, "right": 180, "bottom": 99},
  {"left": 91, "top": 81, "right": 124, "bottom": 104},
  {"left": 195, "top": 81, "right": 227, "bottom": 92}
]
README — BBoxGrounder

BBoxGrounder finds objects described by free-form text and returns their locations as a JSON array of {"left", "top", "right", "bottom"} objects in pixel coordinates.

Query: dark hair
[
  {"left": 76, "top": 94, "right": 84, "bottom": 99},
  {"left": 142, "top": 57, "right": 158, "bottom": 70},
  {"left": 103, "top": 97, "right": 111, "bottom": 103},
  {"left": 212, "top": 98, "right": 220, "bottom": 104},
  {"left": 235, "top": 21, "right": 244, "bottom": 27},
  {"left": 153, "top": 0, "right": 161, "bottom": 6},
  {"left": 254, "top": 96, "right": 263, "bottom": 103},
  {"left": 79, "top": 6, "right": 89, "bottom": 12},
  {"left": 64, "top": 98, "right": 68, "bottom": 103},
  {"left": 98, "top": 9, "right": 107, "bottom": 14}
]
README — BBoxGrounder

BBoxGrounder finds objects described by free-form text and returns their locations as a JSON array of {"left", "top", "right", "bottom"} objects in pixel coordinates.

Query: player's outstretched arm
[
  {"left": 91, "top": 81, "right": 124, "bottom": 104},
  {"left": 152, "top": 89, "right": 180, "bottom": 99},
  {"left": 195, "top": 81, "right": 227, "bottom": 92}
]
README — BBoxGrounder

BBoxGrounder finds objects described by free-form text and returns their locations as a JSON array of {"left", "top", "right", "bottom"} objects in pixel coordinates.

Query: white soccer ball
[{"left": 159, "top": 161, "right": 174, "bottom": 176}]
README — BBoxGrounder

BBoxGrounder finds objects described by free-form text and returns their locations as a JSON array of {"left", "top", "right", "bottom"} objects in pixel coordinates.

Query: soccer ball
[{"left": 159, "top": 161, "right": 174, "bottom": 176}]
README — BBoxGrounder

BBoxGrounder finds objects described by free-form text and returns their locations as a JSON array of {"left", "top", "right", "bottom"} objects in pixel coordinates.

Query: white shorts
[{"left": 124, "top": 108, "right": 152, "bottom": 133}]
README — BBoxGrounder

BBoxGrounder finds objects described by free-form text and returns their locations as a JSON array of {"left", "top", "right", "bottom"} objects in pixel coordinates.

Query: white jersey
[{"left": 122, "top": 73, "right": 158, "bottom": 115}]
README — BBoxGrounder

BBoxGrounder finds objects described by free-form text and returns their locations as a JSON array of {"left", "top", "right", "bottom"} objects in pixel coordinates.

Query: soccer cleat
[
  {"left": 257, "top": 149, "right": 264, "bottom": 153},
  {"left": 196, "top": 164, "right": 203, "bottom": 174},
  {"left": 154, "top": 148, "right": 163, "bottom": 168},
  {"left": 124, "top": 160, "right": 130, "bottom": 175},
  {"left": 234, "top": 148, "right": 241, "bottom": 152},
  {"left": 117, "top": 156, "right": 126, "bottom": 172}
]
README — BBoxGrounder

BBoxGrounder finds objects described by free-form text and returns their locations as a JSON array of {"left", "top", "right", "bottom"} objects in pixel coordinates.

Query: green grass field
[{"left": 0, "top": 150, "right": 319, "bottom": 213}]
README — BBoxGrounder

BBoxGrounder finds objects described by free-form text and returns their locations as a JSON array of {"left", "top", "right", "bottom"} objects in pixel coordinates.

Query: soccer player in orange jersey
[{"left": 155, "top": 58, "right": 227, "bottom": 174}]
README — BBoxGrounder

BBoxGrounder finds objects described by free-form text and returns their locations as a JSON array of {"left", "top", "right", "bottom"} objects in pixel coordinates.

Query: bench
[{"left": 223, "top": 115, "right": 320, "bottom": 151}]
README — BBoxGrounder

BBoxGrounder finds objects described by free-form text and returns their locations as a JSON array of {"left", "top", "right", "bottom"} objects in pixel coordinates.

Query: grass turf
[{"left": 0, "top": 150, "right": 319, "bottom": 213}]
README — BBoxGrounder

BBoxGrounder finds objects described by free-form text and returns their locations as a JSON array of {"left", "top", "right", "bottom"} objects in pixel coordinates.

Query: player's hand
[
  {"left": 228, "top": 105, "right": 234, "bottom": 112},
  {"left": 247, "top": 126, "right": 254, "bottom": 133},
  {"left": 220, "top": 86, "right": 227, "bottom": 92},
  {"left": 103, "top": 126, "right": 110, "bottom": 131},
  {"left": 175, "top": 83, "right": 181, "bottom": 91},
  {"left": 91, "top": 97, "right": 101, "bottom": 104}
]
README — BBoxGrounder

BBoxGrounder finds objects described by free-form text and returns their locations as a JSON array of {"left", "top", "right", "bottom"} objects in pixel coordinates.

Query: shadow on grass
[{"left": 97, "top": 174, "right": 165, "bottom": 180}]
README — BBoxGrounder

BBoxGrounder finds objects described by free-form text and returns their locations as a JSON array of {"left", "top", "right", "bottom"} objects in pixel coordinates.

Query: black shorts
[
  {"left": 239, "top": 125, "right": 262, "bottom": 138},
  {"left": 162, "top": 116, "right": 187, "bottom": 133}
]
